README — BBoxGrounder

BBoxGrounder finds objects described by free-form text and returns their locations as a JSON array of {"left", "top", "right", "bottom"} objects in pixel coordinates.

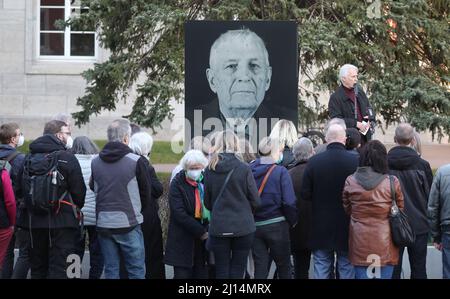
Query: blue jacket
[{"left": 250, "top": 158, "right": 297, "bottom": 226}]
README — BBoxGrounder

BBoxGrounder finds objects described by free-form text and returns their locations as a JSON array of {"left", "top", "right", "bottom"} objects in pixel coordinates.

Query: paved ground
[{"left": 12, "top": 247, "right": 443, "bottom": 279}]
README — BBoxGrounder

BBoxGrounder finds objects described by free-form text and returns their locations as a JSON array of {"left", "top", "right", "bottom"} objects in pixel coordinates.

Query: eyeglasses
[{"left": 59, "top": 131, "right": 71, "bottom": 136}]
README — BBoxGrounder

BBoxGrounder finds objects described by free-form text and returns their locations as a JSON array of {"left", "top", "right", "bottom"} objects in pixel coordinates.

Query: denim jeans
[
  {"left": 209, "top": 233, "right": 254, "bottom": 279},
  {"left": 252, "top": 221, "right": 292, "bottom": 279},
  {"left": 392, "top": 233, "right": 428, "bottom": 279},
  {"left": 75, "top": 226, "right": 104, "bottom": 279},
  {"left": 354, "top": 265, "right": 394, "bottom": 279},
  {"left": 12, "top": 228, "right": 31, "bottom": 279},
  {"left": 97, "top": 225, "right": 145, "bottom": 279},
  {"left": 442, "top": 233, "right": 450, "bottom": 279},
  {"left": 313, "top": 249, "right": 354, "bottom": 279}
]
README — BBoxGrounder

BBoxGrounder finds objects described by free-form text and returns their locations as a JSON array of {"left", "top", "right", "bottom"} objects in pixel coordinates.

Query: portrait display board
[{"left": 185, "top": 21, "right": 298, "bottom": 150}]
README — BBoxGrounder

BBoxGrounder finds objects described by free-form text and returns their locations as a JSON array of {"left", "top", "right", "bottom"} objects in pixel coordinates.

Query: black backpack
[{"left": 22, "top": 151, "right": 68, "bottom": 215}]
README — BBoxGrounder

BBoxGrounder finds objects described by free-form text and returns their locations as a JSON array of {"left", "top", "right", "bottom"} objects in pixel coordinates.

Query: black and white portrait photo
[{"left": 185, "top": 21, "right": 298, "bottom": 147}]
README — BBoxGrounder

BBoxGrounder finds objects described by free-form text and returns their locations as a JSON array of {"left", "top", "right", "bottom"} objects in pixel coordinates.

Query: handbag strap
[
  {"left": 258, "top": 164, "right": 277, "bottom": 196},
  {"left": 212, "top": 168, "right": 235, "bottom": 210},
  {"left": 389, "top": 175, "right": 398, "bottom": 209}
]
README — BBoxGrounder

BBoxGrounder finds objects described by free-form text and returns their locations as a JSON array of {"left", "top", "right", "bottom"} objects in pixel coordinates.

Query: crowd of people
[{"left": 0, "top": 114, "right": 449, "bottom": 279}]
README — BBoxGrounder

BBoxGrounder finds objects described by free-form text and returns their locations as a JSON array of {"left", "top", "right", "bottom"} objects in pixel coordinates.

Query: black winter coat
[
  {"left": 328, "top": 85, "right": 374, "bottom": 140},
  {"left": 17, "top": 135, "right": 86, "bottom": 229},
  {"left": 204, "top": 153, "right": 260, "bottom": 237},
  {"left": 164, "top": 171, "right": 208, "bottom": 268},
  {"left": 288, "top": 160, "right": 312, "bottom": 252},
  {"left": 300, "top": 143, "right": 358, "bottom": 251},
  {"left": 388, "top": 145, "right": 433, "bottom": 235}
]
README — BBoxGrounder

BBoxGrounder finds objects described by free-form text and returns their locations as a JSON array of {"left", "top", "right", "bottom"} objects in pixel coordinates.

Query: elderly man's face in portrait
[{"left": 206, "top": 33, "right": 272, "bottom": 119}]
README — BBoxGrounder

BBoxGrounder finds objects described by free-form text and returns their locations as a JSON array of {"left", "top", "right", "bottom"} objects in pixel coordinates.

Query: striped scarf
[{"left": 185, "top": 175, "right": 209, "bottom": 221}]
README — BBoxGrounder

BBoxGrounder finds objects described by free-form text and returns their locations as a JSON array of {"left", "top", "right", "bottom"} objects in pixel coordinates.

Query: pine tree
[{"left": 69, "top": 0, "right": 449, "bottom": 140}]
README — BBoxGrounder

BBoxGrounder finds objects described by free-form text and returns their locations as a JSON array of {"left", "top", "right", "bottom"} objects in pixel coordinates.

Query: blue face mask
[{"left": 276, "top": 153, "right": 284, "bottom": 164}]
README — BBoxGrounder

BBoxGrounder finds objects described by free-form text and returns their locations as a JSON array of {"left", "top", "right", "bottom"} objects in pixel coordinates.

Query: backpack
[
  {"left": 22, "top": 151, "right": 68, "bottom": 215},
  {"left": 0, "top": 152, "right": 18, "bottom": 227}
]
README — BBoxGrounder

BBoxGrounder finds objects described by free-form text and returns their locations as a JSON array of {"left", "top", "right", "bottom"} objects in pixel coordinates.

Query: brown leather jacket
[{"left": 343, "top": 167, "right": 404, "bottom": 266}]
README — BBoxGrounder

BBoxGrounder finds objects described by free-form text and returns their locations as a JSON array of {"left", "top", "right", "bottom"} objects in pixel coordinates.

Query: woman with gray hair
[
  {"left": 129, "top": 131, "right": 165, "bottom": 279},
  {"left": 288, "top": 137, "right": 315, "bottom": 279},
  {"left": 71, "top": 136, "right": 104, "bottom": 279},
  {"left": 164, "top": 150, "right": 211, "bottom": 278}
]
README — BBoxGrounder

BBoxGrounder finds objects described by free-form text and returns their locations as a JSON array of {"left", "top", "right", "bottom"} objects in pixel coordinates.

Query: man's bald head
[
  {"left": 325, "top": 124, "right": 347, "bottom": 145},
  {"left": 394, "top": 123, "right": 415, "bottom": 145}
]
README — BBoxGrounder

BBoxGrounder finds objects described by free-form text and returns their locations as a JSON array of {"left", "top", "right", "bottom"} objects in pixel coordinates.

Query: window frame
[{"left": 37, "top": 0, "right": 98, "bottom": 61}]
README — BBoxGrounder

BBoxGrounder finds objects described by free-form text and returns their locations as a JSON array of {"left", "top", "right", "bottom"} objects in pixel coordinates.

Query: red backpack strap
[{"left": 258, "top": 164, "right": 277, "bottom": 196}]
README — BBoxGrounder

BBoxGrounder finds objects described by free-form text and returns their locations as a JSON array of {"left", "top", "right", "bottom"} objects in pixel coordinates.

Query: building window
[{"left": 39, "top": 0, "right": 96, "bottom": 59}]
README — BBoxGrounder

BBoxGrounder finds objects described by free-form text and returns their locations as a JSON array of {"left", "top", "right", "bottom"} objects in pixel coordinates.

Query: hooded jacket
[
  {"left": 343, "top": 167, "right": 404, "bottom": 266},
  {"left": 250, "top": 158, "right": 297, "bottom": 226},
  {"left": 204, "top": 153, "right": 260, "bottom": 237},
  {"left": 16, "top": 134, "right": 86, "bottom": 229},
  {"left": 388, "top": 145, "right": 433, "bottom": 235},
  {"left": 90, "top": 141, "right": 152, "bottom": 230}
]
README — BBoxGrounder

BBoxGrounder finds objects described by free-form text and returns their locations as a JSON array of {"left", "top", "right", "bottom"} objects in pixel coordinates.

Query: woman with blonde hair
[
  {"left": 269, "top": 119, "right": 298, "bottom": 168},
  {"left": 204, "top": 130, "right": 260, "bottom": 279}
]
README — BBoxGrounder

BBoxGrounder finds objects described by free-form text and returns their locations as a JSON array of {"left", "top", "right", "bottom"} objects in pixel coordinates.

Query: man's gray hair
[
  {"left": 209, "top": 28, "right": 270, "bottom": 68},
  {"left": 325, "top": 118, "right": 346, "bottom": 135},
  {"left": 339, "top": 64, "right": 358, "bottom": 80},
  {"left": 292, "top": 137, "right": 314, "bottom": 162},
  {"left": 325, "top": 123, "right": 346, "bottom": 143},
  {"left": 52, "top": 113, "right": 71, "bottom": 126},
  {"left": 107, "top": 118, "right": 131, "bottom": 142},
  {"left": 129, "top": 132, "right": 153, "bottom": 156},
  {"left": 394, "top": 123, "right": 415, "bottom": 145},
  {"left": 181, "top": 150, "right": 208, "bottom": 170}
]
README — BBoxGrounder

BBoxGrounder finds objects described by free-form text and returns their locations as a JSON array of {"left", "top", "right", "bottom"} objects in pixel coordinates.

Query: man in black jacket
[
  {"left": 328, "top": 64, "right": 375, "bottom": 145},
  {"left": 300, "top": 124, "right": 358, "bottom": 279},
  {"left": 388, "top": 123, "right": 433, "bottom": 279},
  {"left": 17, "top": 120, "right": 86, "bottom": 279}
]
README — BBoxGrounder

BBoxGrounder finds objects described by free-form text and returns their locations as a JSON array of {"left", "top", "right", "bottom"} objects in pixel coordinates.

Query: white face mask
[
  {"left": 186, "top": 169, "right": 202, "bottom": 181},
  {"left": 17, "top": 135, "right": 24, "bottom": 147},
  {"left": 65, "top": 136, "right": 74, "bottom": 149}
]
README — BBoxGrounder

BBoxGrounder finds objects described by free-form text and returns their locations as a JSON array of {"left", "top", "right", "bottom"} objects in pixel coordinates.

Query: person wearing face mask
[
  {"left": 164, "top": 150, "right": 210, "bottom": 279},
  {"left": 249, "top": 136, "right": 297, "bottom": 279},
  {"left": 15, "top": 120, "right": 86, "bottom": 279},
  {"left": 0, "top": 123, "right": 27, "bottom": 279}
]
